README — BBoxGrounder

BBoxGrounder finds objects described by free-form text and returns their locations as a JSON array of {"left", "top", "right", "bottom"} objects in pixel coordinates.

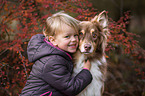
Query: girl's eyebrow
[
  {"left": 64, "top": 32, "right": 71, "bottom": 35},
  {"left": 63, "top": 33, "right": 69, "bottom": 35}
]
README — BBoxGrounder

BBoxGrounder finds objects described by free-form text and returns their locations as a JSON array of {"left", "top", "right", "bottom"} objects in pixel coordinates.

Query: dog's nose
[{"left": 84, "top": 44, "right": 91, "bottom": 50}]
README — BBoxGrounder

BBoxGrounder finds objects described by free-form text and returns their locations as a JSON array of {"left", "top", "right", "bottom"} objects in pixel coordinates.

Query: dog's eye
[
  {"left": 79, "top": 32, "right": 83, "bottom": 39},
  {"left": 92, "top": 33, "right": 97, "bottom": 39},
  {"left": 79, "top": 32, "right": 83, "bottom": 35}
]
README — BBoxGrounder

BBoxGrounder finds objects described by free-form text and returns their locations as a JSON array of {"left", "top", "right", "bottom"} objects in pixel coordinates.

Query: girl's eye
[
  {"left": 74, "top": 34, "right": 78, "bottom": 37},
  {"left": 65, "top": 36, "right": 69, "bottom": 38}
]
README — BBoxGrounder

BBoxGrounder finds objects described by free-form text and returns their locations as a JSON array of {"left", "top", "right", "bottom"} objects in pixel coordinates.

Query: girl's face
[{"left": 50, "top": 25, "right": 79, "bottom": 53}]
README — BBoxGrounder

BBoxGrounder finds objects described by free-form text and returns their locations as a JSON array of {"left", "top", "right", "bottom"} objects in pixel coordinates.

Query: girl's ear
[
  {"left": 91, "top": 10, "right": 108, "bottom": 29},
  {"left": 43, "top": 28, "right": 47, "bottom": 37},
  {"left": 49, "top": 36, "right": 58, "bottom": 46}
]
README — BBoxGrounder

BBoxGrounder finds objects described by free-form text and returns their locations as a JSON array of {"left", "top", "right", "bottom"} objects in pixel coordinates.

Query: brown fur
[{"left": 73, "top": 11, "right": 109, "bottom": 96}]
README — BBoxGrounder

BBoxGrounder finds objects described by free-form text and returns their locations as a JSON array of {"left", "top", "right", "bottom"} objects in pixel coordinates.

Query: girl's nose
[{"left": 71, "top": 36, "right": 77, "bottom": 41}]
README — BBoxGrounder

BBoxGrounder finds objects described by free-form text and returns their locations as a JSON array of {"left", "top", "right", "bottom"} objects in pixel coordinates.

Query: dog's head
[{"left": 78, "top": 11, "right": 109, "bottom": 56}]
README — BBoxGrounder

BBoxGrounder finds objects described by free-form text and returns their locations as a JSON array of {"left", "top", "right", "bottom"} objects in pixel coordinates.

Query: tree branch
[
  {"left": 18, "top": 50, "right": 28, "bottom": 78},
  {"left": 0, "top": 0, "right": 5, "bottom": 13}
]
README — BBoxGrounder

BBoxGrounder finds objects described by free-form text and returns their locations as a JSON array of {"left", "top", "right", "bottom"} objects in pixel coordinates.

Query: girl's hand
[{"left": 83, "top": 59, "right": 91, "bottom": 70}]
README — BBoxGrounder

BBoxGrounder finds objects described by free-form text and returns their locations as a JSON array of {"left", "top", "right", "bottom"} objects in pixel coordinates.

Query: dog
[{"left": 73, "top": 11, "right": 109, "bottom": 96}]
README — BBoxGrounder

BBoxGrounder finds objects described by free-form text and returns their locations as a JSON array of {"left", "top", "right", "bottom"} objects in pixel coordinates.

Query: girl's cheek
[
  {"left": 77, "top": 40, "right": 79, "bottom": 47},
  {"left": 77, "top": 39, "right": 79, "bottom": 44}
]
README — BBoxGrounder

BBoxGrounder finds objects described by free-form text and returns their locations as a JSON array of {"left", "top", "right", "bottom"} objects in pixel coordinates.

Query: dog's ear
[
  {"left": 91, "top": 10, "right": 108, "bottom": 29},
  {"left": 92, "top": 11, "right": 109, "bottom": 54}
]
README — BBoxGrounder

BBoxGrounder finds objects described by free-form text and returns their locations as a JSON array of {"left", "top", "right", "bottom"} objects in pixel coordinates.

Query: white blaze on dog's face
[{"left": 78, "top": 21, "right": 102, "bottom": 54}]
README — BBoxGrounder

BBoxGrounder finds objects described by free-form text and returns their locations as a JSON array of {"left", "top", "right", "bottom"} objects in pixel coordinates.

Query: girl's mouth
[{"left": 69, "top": 44, "right": 77, "bottom": 48}]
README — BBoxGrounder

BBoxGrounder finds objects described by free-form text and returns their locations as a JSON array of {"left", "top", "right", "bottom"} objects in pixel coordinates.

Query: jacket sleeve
[{"left": 41, "top": 56, "right": 92, "bottom": 96}]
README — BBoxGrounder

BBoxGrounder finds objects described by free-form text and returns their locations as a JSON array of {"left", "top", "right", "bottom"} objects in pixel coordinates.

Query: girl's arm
[{"left": 41, "top": 56, "right": 92, "bottom": 96}]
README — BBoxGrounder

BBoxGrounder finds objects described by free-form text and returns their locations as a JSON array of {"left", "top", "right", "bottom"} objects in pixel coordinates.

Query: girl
[{"left": 20, "top": 11, "right": 92, "bottom": 96}]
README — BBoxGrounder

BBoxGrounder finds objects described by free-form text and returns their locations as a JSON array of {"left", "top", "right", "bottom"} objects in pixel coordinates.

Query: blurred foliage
[
  {"left": 0, "top": 0, "right": 145, "bottom": 96},
  {"left": 89, "top": 0, "right": 145, "bottom": 50}
]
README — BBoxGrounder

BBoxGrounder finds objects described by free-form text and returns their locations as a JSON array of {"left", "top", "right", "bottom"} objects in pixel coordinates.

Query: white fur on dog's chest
[{"left": 73, "top": 55, "right": 106, "bottom": 96}]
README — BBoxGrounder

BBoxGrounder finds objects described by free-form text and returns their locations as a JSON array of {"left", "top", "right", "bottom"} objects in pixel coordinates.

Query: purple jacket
[{"left": 20, "top": 34, "right": 92, "bottom": 96}]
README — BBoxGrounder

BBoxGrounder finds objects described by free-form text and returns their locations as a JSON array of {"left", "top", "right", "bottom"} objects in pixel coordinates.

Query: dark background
[{"left": 89, "top": 0, "right": 145, "bottom": 49}]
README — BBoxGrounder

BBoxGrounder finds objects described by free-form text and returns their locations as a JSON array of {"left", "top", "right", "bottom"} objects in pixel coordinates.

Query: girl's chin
[{"left": 68, "top": 49, "right": 77, "bottom": 53}]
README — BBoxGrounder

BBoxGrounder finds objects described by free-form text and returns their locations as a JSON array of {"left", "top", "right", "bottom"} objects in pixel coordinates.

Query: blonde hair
[{"left": 43, "top": 11, "right": 80, "bottom": 38}]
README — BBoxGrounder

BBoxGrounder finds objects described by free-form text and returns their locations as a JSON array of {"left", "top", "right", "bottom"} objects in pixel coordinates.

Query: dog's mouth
[
  {"left": 81, "top": 49, "right": 93, "bottom": 54},
  {"left": 82, "top": 52, "right": 91, "bottom": 54}
]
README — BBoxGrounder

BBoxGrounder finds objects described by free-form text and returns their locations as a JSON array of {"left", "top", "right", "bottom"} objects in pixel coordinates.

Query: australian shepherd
[{"left": 73, "top": 11, "right": 109, "bottom": 96}]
